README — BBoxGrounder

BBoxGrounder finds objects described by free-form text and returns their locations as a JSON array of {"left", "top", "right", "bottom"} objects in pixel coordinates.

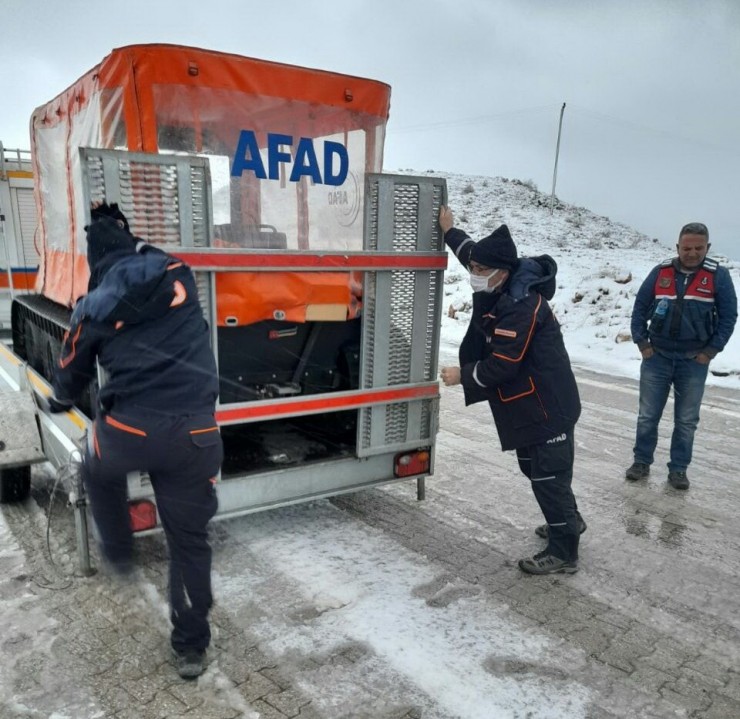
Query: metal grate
[
  {"left": 423, "top": 271, "right": 440, "bottom": 381},
  {"left": 80, "top": 148, "right": 215, "bottom": 329},
  {"left": 385, "top": 402, "right": 409, "bottom": 445},
  {"left": 120, "top": 161, "right": 181, "bottom": 245},
  {"left": 365, "top": 181, "right": 380, "bottom": 252},
  {"left": 14, "top": 187, "right": 39, "bottom": 266},
  {"left": 360, "top": 271, "right": 377, "bottom": 450},
  {"left": 358, "top": 174, "right": 447, "bottom": 456},
  {"left": 190, "top": 165, "right": 209, "bottom": 247},
  {"left": 387, "top": 270, "right": 414, "bottom": 385},
  {"left": 193, "top": 270, "right": 213, "bottom": 322},
  {"left": 80, "top": 149, "right": 211, "bottom": 249},
  {"left": 86, "top": 155, "right": 105, "bottom": 204},
  {"left": 419, "top": 398, "right": 432, "bottom": 439},
  {"left": 392, "top": 184, "right": 420, "bottom": 253}
]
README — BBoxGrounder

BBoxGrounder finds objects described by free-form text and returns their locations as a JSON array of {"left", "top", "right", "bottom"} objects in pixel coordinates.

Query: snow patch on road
[{"left": 214, "top": 502, "right": 591, "bottom": 718}]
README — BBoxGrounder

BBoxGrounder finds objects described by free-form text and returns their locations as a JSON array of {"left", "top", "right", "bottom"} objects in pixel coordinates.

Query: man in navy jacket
[
  {"left": 627, "top": 222, "right": 737, "bottom": 489},
  {"left": 51, "top": 203, "right": 222, "bottom": 679},
  {"left": 439, "top": 207, "right": 584, "bottom": 574}
]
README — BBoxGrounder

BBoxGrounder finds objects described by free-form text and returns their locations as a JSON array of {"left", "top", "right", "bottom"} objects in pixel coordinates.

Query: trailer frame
[{"left": 1, "top": 149, "right": 447, "bottom": 572}]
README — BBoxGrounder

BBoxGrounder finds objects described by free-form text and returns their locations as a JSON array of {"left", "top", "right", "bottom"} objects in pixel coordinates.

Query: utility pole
[{"left": 549, "top": 102, "right": 566, "bottom": 215}]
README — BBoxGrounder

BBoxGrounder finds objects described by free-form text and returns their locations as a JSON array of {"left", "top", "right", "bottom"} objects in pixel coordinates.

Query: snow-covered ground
[
  {"left": 400, "top": 169, "right": 740, "bottom": 388},
  {"left": 2, "top": 170, "right": 739, "bottom": 719}
]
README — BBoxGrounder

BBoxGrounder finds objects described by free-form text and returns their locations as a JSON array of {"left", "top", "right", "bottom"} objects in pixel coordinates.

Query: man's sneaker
[
  {"left": 667, "top": 471, "right": 690, "bottom": 490},
  {"left": 625, "top": 462, "right": 650, "bottom": 481},
  {"left": 518, "top": 550, "right": 578, "bottom": 575},
  {"left": 534, "top": 516, "right": 588, "bottom": 539},
  {"left": 173, "top": 648, "right": 206, "bottom": 680}
]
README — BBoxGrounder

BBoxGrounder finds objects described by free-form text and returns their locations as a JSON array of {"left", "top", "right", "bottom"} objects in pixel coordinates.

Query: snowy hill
[{"left": 400, "top": 170, "right": 740, "bottom": 388}]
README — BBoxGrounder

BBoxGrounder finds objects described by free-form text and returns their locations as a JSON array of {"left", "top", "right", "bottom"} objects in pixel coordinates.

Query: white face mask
[{"left": 470, "top": 269, "right": 504, "bottom": 293}]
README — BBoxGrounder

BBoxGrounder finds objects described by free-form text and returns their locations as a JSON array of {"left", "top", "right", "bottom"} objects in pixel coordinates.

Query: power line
[
  {"left": 567, "top": 104, "right": 740, "bottom": 157},
  {"left": 388, "top": 101, "right": 739, "bottom": 157}
]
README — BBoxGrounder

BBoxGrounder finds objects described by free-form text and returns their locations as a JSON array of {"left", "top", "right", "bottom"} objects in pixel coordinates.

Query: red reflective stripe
[
  {"left": 105, "top": 415, "right": 148, "bottom": 436},
  {"left": 216, "top": 384, "right": 439, "bottom": 423},
  {"left": 190, "top": 426, "right": 219, "bottom": 435},
  {"left": 0, "top": 270, "right": 37, "bottom": 289},
  {"left": 172, "top": 252, "right": 447, "bottom": 271}
]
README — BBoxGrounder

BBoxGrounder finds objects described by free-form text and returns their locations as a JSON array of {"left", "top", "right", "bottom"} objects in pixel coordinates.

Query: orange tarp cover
[
  {"left": 30, "top": 44, "right": 390, "bottom": 315},
  {"left": 216, "top": 271, "right": 362, "bottom": 326},
  {"left": 98, "top": 44, "right": 391, "bottom": 153}
]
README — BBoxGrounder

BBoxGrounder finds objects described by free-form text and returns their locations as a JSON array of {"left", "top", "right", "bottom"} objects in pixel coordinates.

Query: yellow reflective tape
[{"left": 0, "top": 343, "right": 22, "bottom": 366}]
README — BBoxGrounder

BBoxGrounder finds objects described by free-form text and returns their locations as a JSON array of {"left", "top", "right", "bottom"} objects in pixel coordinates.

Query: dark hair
[{"left": 679, "top": 222, "right": 709, "bottom": 240}]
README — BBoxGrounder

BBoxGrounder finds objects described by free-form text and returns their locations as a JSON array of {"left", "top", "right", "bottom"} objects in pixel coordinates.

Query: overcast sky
[{"left": 2, "top": 0, "right": 739, "bottom": 258}]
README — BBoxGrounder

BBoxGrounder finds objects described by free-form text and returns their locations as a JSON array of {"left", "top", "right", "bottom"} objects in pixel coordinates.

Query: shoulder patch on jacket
[
  {"left": 659, "top": 258, "right": 673, "bottom": 268},
  {"left": 494, "top": 328, "right": 517, "bottom": 338},
  {"left": 702, "top": 257, "right": 718, "bottom": 273}
]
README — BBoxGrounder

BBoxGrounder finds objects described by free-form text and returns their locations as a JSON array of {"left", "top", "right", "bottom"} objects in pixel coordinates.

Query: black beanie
[
  {"left": 470, "top": 224, "right": 518, "bottom": 270},
  {"left": 86, "top": 217, "right": 136, "bottom": 271},
  {"left": 90, "top": 202, "right": 130, "bottom": 234}
]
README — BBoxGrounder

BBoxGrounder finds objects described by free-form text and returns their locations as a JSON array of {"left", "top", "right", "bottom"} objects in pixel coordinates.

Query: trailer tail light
[
  {"left": 394, "top": 449, "right": 431, "bottom": 478},
  {"left": 129, "top": 500, "right": 157, "bottom": 532}
]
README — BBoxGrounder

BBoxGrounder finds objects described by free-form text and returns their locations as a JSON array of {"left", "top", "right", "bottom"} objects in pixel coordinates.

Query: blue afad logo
[{"left": 231, "top": 130, "right": 349, "bottom": 186}]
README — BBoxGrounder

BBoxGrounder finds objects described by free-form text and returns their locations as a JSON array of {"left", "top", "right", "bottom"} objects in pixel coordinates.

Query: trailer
[{"left": 0, "top": 45, "right": 447, "bottom": 571}]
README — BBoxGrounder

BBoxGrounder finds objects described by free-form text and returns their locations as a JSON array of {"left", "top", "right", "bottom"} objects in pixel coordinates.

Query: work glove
[{"left": 90, "top": 202, "right": 130, "bottom": 234}]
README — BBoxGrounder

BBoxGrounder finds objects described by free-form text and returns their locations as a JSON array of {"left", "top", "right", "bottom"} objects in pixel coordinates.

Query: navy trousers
[
  {"left": 515, "top": 429, "right": 581, "bottom": 562},
  {"left": 83, "top": 411, "right": 222, "bottom": 652}
]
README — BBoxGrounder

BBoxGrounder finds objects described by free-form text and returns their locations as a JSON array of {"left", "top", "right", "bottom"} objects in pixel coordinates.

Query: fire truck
[{"left": 0, "top": 45, "right": 447, "bottom": 572}]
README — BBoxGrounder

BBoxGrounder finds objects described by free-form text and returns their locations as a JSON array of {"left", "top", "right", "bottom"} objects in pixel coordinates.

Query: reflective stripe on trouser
[
  {"left": 516, "top": 429, "right": 580, "bottom": 562},
  {"left": 83, "top": 412, "right": 222, "bottom": 652}
]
